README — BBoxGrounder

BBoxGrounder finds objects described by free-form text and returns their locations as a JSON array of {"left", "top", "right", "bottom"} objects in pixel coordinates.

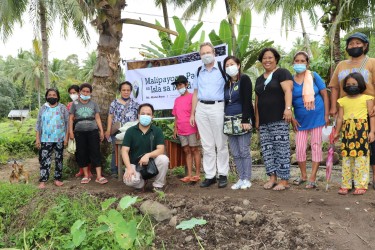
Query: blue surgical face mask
[
  {"left": 80, "top": 94, "right": 91, "bottom": 101},
  {"left": 178, "top": 87, "right": 186, "bottom": 95},
  {"left": 139, "top": 115, "right": 152, "bottom": 126},
  {"left": 293, "top": 64, "right": 307, "bottom": 73}
]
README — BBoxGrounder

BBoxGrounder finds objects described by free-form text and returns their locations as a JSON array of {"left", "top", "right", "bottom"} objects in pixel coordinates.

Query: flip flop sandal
[
  {"left": 180, "top": 176, "right": 192, "bottom": 183},
  {"left": 96, "top": 177, "right": 108, "bottom": 185},
  {"left": 353, "top": 188, "right": 367, "bottom": 195},
  {"left": 292, "top": 177, "right": 307, "bottom": 186},
  {"left": 338, "top": 187, "right": 349, "bottom": 195},
  {"left": 191, "top": 176, "right": 201, "bottom": 182},
  {"left": 263, "top": 182, "right": 277, "bottom": 190},
  {"left": 305, "top": 182, "right": 317, "bottom": 189},
  {"left": 81, "top": 177, "right": 91, "bottom": 184}
]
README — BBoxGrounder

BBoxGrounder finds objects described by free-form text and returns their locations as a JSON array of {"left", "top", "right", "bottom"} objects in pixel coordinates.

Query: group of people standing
[
  {"left": 35, "top": 32, "right": 375, "bottom": 195},
  {"left": 173, "top": 33, "right": 375, "bottom": 195}
]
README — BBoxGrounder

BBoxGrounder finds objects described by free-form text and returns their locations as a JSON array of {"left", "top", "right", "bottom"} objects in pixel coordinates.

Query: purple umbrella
[{"left": 326, "top": 127, "right": 336, "bottom": 191}]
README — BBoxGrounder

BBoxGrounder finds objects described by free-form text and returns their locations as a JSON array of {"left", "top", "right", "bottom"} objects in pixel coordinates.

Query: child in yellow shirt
[{"left": 335, "top": 72, "right": 375, "bottom": 195}]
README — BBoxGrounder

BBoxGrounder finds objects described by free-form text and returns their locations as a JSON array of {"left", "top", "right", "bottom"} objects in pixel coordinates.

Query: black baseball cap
[
  {"left": 346, "top": 32, "right": 369, "bottom": 45},
  {"left": 171, "top": 75, "right": 188, "bottom": 85}
]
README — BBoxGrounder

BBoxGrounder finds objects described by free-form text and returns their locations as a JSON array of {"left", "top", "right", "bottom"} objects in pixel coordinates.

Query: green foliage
[
  {"left": 3, "top": 194, "right": 154, "bottom": 249},
  {"left": 0, "top": 183, "right": 38, "bottom": 246},
  {"left": 0, "top": 119, "right": 38, "bottom": 163},
  {"left": 140, "top": 16, "right": 203, "bottom": 58},
  {"left": 171, "top": 166, "right": 185, "bottom": 178},
  {"left": 176, "top": 218, "right": 207, "bottom": 230},
  {"left": 153, "top": 119, "right": 177, "bottom": 142},
  {"left": 0, "top": 96, "right": 14, "bottom": 118}
]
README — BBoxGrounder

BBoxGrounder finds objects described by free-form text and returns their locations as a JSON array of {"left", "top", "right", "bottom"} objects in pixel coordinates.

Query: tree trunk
[
  {"left": 92, "top": 0, "right": 126, "bottom": 160},
  {"left": 39, "top": 3, "right": 50, "bottom": 90},
  {"left": 161, "top": 0, "right": 171, "bottom": 40},
  {"left": 298, "top": 11, "right": 313, "bottom": 59},
  {"left": 224, "top": 0, "right": 236, "bottom": 56},
  {"left": 330, "top": 0, "right": 341, "bottom": 76}
]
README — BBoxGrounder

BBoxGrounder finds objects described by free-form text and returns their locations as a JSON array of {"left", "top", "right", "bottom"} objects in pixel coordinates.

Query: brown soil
[{"left": 1, "top": 158, "right": 375, "bottom": 249}]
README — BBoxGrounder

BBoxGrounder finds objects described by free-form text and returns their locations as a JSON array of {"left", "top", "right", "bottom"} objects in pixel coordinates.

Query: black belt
[{"left": 200, "top": 100, "right": 224, "bottom": 104}]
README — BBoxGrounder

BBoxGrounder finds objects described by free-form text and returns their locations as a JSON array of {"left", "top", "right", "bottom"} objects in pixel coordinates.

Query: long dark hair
[
  {"left": 343, "top": 72, "right": 366, "bottom": 94},
  {"left": 223, "top": 55, "right": 241, "bottom": 89}
]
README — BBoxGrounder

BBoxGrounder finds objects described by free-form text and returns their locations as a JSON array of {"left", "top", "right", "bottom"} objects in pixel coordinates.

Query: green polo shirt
[{"left": 122, "top": 123, "right": 165, "bottom": 165}]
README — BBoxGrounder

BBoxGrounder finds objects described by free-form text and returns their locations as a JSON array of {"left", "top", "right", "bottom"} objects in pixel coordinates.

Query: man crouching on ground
[{"left": 122, "top": 103, "right": 169, "bottom": 191}]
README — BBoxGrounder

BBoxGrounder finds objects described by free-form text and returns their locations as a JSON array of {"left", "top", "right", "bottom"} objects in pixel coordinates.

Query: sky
[{"left": 0, "top": 0, "right": 325, "bottom": 63}]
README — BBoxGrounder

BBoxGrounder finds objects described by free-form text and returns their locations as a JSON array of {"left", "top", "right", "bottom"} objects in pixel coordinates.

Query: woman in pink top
[{"left": 172, "top": 75, "right": 201, "bottom": 182}]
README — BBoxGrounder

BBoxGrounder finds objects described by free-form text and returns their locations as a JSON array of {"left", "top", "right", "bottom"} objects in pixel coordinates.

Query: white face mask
[
  {"left": 226, "top": 65, "right": 239, "bottom": 77},
  {"left": 70, "top": 94, "right": 78, "bottom": 101},
  {"left": 178, "top": 87, "right": 186, "bottom": 95},
  {"left": 201, "top": 54, "right": 214, "bottom": 65}
]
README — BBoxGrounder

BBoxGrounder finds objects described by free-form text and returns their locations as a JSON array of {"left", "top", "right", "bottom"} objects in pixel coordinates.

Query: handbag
[
  {"left": 67, "top": 139, "right": 76, "bottom": 154},
  {"left": 110, "top": 121, "right": 121, "bottom": 135},
  {"left": 135, "top": 133, "right": 159, "bottom": 180},
  {"left": 223, "top": 114, "right": 249, "bottom": 136}
]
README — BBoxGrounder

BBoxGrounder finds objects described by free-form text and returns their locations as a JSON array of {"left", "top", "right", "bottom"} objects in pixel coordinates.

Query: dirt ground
[{"left": 1, "top": 157, "right": 375, "bottom": 249}]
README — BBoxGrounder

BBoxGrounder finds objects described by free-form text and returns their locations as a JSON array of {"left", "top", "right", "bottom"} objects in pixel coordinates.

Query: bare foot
[
  {"left": 263, "top": 181, "right": 276, "bottom": 190},
  {"left": 54, "top": 180, "right": 64, "bottom": 187},
  {"left": 38, "top": 182, "right": 46, "bottom": 189}
]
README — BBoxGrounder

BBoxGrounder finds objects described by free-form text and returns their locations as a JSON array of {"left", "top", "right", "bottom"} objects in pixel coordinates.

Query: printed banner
[{"left": 124, "top": 44, "right": 228, "bottom": 110}]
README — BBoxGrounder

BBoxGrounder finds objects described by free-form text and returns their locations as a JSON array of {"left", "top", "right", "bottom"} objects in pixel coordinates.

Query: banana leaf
[
  {"left": 171, "top": 16, "right": 187, "bottom": 56},
  {"left": 237, "top": 9, "right": 251, "bottom": 58}
]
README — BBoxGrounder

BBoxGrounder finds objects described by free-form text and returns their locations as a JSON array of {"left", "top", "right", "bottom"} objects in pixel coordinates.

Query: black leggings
[{"left": 75, "top": 130, "right": 101, "bottom": 168}]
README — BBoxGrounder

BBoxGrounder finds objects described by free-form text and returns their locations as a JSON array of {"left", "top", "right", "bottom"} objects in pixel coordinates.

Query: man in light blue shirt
[{"left": 190, "top": 42, "right": 229, "bottom": 188}]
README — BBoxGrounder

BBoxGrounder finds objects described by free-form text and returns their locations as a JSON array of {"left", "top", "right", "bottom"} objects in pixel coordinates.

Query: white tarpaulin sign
[{"left": 124, "top": 44, "right": 228, "bottom": 110}]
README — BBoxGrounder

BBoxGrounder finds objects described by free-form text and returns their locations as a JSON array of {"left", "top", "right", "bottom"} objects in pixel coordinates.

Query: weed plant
[
  {"left": 0, "top": 184, "right": 154, "bottom": 249},
  {"left": 0, "top": 182, "right": 38, "bottom": 247}
]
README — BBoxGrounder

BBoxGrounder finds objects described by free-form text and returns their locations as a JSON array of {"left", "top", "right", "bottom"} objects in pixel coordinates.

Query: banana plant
[
  {"left": 140, "top": 16, "right": 204, "bottom": 58},
  {"left": 209, "top": 9, "right": 251, "bottom": 59},
  {"left": 208, "top": 9, "right": 274, "bottom": 71}
]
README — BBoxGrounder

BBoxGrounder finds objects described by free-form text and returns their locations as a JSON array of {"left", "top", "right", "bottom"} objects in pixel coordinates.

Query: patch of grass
[
  {"left": 0, "top": 118, "right": 36, "bottom": 136},
  {"left": 228, "top": 169, "right": 238, "bottom": 183},
  {"left": 0, "top": 182, "right": 38, "bottom": 247},
  {"left": 1, "top": 190, "right": 155, "bottom": 249},
  {"left": 0, "top": 119, "right": 38, "bottom": 163}
]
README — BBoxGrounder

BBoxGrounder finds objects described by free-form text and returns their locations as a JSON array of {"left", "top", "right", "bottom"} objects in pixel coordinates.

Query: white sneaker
[
  {"left": 231, "top": 179, "right": 243, "bottom": 190},
  {"left": 241, "top": 180, "right": 252, "bottom": 189}
]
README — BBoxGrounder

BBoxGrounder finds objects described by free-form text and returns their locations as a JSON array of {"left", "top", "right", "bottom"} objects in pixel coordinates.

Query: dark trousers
[
  {"left": 39, "top": 142, "right": 64, "bottom": 182},
  {"left": 75, "top": 130, "right": 101, "bottom": 168}
]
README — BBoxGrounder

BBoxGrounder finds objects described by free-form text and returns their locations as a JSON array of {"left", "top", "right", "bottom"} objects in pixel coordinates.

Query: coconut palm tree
[
  {"left": 253, "top": 0, "right": 318, "bottom": 59},
  {"left": 79, "top": 51, "right": 97, "bottom": 83},
  {"left": 0, "top": 0, "right": 92, "bottom": 90},
  {"left": 4, "top": 40, "right": 44, "bottom": 107}
]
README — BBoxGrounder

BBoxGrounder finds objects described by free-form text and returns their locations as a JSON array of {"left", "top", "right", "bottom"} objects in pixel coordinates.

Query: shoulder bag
[
  {"left": 135, "top": 133, "right": 159, "bottom": 180},
  {"left": 223, "top": 114, "right": 250, "bottom": 136}
]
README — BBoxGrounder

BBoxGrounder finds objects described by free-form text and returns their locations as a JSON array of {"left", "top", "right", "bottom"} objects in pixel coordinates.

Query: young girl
[{"left": 335, "top": 72, "right": 375, "bottom": 195}]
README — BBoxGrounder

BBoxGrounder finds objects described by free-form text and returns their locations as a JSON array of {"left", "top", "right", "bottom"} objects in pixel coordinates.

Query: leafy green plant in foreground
[
  {"left": 0, "top": 182, "right": 38, "bottom": 247},
  {"left": 5, "top": 193, "right": 154, "bottom": 249},
  {"left": 176, "top": 218, "right": 207, "bottom": 249}
]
